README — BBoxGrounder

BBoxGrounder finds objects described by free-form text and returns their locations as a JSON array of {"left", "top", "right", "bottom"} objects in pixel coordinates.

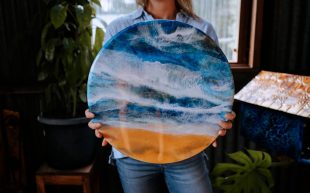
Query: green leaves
[
  {"left": 75, "top": 4, "right": 93, "bottom": 29},
  {"left": 93, "top": 27, "right": 104, "bottom": 54},
  {"left": 211, "top": 149, "right": 274, "bottom": 193},
  {"left": 44, "top": 39, "right": 57, "bottom": 61},
  {"left": 37, "top": 1, "right": 104, "bottom": 117},
  {"left": 62, "top": 38, "right": 75, "bottom": 65},
  {"left": 79, "top": 83, "right": 87, "bottom": 103},
  {"left": 50, "top": 4, "right": 67, "bottom": 29},
  {"left": 91, "top": 0, "right": 101, "bottom": 7}
]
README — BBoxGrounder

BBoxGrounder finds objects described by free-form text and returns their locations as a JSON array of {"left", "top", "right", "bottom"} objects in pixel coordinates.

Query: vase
[{"left": 37, "top": 116, "right": 99, "bottom": 169}]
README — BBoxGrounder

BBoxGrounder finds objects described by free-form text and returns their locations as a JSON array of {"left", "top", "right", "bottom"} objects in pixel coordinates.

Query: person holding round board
[{"left": 86, "top": 0, "right": 236, "bottom": 193}]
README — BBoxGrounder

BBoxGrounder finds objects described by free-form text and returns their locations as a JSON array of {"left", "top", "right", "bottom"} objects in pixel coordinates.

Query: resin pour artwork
[{"left": 87, "top": 20, "right": 234, "bottom": 163}]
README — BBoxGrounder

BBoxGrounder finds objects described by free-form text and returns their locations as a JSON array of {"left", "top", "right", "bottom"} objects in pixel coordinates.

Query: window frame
[
  {"left": 96, "top": 0, "right": 264, "bottom": 70},
  {"left": 230, "top": 0, "right": 264, "bottom": 70}
]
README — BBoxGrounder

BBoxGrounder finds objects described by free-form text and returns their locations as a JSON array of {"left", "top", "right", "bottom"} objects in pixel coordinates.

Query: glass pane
[
  {"left": 96, "top": 0, "right": 241, "bottom": 61},
  {"left": 95, "top": 0, "right": 137, "bottom": 27},
  {"left": 193, "top": 0, "right": 241, "bottom": 62}
]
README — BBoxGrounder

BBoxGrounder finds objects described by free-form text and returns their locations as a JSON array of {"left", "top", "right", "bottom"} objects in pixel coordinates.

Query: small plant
[
  {"left": 211, "top": 149, "right": 274, "bottom": 193},
  {"left": 37, "top": 0, "right": 104, "bottom": 117}
]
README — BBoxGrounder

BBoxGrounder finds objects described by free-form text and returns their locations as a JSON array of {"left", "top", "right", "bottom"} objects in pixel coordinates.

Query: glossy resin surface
[{"left": 87, "top": 20, "right": 234, "bottom": 163}]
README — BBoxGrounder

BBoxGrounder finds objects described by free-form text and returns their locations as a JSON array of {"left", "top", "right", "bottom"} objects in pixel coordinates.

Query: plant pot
[{"left": 37, "top": 116, "right": 99, "bottom": 170}]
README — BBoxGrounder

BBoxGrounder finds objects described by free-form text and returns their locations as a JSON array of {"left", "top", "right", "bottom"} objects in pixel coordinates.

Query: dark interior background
[{"left": 0, "top": 0, "right": 310, "bottom": 193}]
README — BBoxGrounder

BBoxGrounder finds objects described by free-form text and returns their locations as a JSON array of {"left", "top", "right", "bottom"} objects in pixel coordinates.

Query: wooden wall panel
[{"left": 0, "top": 0, "right": 45, "bottom": 86}]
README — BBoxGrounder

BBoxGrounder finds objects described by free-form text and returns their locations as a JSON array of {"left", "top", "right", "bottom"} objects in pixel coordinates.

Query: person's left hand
[{"left": 212, "top": 111, "right": 236, "bottom": 147}]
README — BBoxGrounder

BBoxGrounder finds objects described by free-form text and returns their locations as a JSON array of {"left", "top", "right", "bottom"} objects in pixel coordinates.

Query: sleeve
[
  {"left": 102, "top": 15, "right": 135, "bottom": 45},
  {"left": 103, "top": 25, "right": 113, "bottom": 45},
  {"left": 205, "top": 23, "right": 219, "bottom": 46},
  {"left": 187, "top": 16, "right": 220, "bottom": 47}
]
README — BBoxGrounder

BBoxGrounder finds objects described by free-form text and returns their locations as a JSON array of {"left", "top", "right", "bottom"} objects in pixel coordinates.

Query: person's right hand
[{"left": 85, "top": 109, "right": 109, "bottom": 146}]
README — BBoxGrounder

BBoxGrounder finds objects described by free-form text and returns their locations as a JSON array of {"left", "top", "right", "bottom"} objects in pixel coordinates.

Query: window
[
  {"left": 193, "top": 0, "right": 241, "bottom": 62},
  {"left": 95, "top": 0, "right": 136, "bottom": 27},
  {"left": 95, "top": 0, "right": 263, "bottom": 69}
]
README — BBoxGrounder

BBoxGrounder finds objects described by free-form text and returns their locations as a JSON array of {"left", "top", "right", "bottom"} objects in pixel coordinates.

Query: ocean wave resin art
[{"left": 87, "top": 20, "right": 234, "bottom": 163}]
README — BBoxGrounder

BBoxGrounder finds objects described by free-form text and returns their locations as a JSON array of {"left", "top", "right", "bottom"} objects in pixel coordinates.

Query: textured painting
[
  {"left": 235, "top": 71, "right": 310, "bottom": 161},
  {"left": 87, "top": 20, "right": 234, "bottom": 163},
  {"left": 234, "top": 71, "right": 310, "bottom": 118},
  {"left": 239, "top": 103, "right": 304, "bottom": 159}
]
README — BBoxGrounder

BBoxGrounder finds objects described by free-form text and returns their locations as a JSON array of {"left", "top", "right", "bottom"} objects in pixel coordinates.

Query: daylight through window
[{"left": 95, "top": 0, "right": 245, "bottom": 63}]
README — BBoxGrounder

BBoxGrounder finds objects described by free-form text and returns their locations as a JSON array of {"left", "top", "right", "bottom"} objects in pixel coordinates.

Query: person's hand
[
  {"left": 212, "top": 111, "right": 236, "bottom": 147},
  {"left": 85, "top": 109, "right": 109, "bottom": 146}
]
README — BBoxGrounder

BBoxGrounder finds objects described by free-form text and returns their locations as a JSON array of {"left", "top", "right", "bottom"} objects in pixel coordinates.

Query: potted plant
[
  {"left": 211, "top": 149, "right": 274, "bottom": 193},
  {"left": 36, "top": 0, "right": 104, "bottom": 169}
]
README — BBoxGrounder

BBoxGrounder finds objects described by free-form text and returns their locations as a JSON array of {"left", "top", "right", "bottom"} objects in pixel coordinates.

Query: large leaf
[
  {"left": 91, "top": 0, "right": 101, "bottom": 7},
  {"left": 43, "top": 38, "right": 61, "bottom": 62},
  {"left": 75, "top": 4, "right": 93, "bottom": 29},
  {"left": 248, "top": 150, "right": 272, "bottom": 168},
  {"left": 44, "top": 39, "right": 56, "bottom": 61},
  {"left": 79, "top": 30, "right": 92, "bottom": 49},
  {"left": 227, "top": 150, "right": 253, "bottom": 166},
  {"left": 64, "top": 48, "right": 88, "bottom": 88},
  {"left": 50, "top": 4, "right": 67, "bottom": 29},
  {"left": 257, "top": 168, "right": 274, "bottom": 187},
  {"left": 79, "top": 83, "right": 87, "bottom": 103},
  {"left": 93, "top": 27, "right": 104, "bottom": 55},
  {"left": 211, "top": 149, "right": 274, "bottom": 193}
]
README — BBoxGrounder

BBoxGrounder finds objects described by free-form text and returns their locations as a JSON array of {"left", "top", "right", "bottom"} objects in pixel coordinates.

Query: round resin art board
[{"left": 87, "top": 20, "right": 234, "bottom": 164}]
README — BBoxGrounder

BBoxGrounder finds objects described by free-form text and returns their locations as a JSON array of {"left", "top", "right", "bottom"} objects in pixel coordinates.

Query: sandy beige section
[{"left": 98, "top": 126, "right": 216, "bottom": 164}]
